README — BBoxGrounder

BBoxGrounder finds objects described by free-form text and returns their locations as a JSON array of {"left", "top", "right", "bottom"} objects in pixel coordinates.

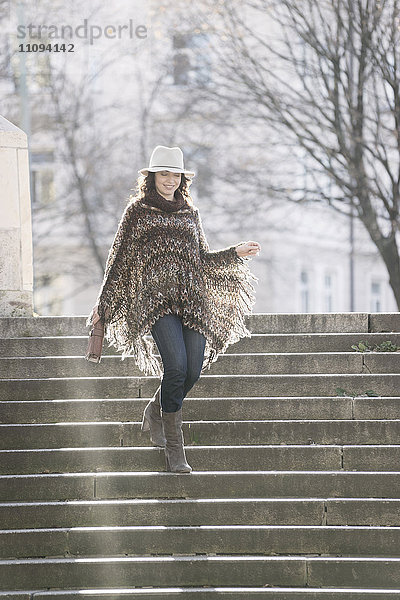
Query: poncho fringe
[{"left": 86, "top": 198, "right": 259, "bottom": 377}]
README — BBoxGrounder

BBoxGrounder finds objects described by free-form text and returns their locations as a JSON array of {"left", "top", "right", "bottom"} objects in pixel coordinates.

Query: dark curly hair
[{"left": 129, "top": 171, "right": 194, "bottom": 207}]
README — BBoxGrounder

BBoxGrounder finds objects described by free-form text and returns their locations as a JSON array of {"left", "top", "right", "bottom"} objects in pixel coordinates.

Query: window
[
  {"left": 34, "top": 54, "right": 51, "bottom": 90},
  {"left": 31, "top": 151, "right": 55, "bottom": 205},
  {"left": 172, "top": 32, "right": 211, "bottom": 86},
  {"left": 173, "top": 50, "right": 191, "bottom": 85},
  {"left": 300, "top": 270, "right": 309, "bottom": 312},
  {"left": 182, "top": 145, "right": 212, "bottom": 197},
  {"left": 371, "top": 281, "right": 381, "bottom": 312}
]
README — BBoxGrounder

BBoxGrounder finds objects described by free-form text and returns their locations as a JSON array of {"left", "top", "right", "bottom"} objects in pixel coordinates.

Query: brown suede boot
[
  {"left": 161, "top": 407, "right": 192, "bottom": 473},
  {"left": 140, "top": 386, "right": 166, "bottom": 447}
]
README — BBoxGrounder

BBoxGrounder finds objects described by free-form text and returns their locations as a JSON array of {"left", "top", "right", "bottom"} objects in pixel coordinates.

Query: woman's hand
[{"left": 235, "top": 241, "right": 261, "bottom": 257}]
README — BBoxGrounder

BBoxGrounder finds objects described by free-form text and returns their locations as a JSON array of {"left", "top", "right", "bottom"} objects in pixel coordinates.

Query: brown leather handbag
[{"left": 85, "top": 313, "right": 105, "bottom": 363}]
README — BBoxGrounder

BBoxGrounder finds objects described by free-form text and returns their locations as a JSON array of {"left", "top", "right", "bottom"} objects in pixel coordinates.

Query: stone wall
[{"left": 0, "top": 115, "right": 33, "bottom": 316}]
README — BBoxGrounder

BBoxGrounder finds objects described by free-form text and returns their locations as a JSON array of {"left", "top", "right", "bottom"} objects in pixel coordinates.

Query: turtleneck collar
[{"left": 141, "top": 186, "right": 189, "bottom": 213}]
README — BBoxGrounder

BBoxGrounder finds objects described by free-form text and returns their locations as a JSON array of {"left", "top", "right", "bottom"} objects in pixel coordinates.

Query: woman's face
[{"left": 154, "top": 170, "right": 182, "bottom": 200}]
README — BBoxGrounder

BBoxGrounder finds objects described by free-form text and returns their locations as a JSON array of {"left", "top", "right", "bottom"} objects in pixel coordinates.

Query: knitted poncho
[{"left": 86, "top": 194, "right": 258, "bottom": 377}]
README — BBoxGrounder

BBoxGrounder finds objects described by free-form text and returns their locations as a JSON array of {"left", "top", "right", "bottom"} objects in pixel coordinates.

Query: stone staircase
[{"left": 0, "top": 311, "right": 399, "bottom": 599}]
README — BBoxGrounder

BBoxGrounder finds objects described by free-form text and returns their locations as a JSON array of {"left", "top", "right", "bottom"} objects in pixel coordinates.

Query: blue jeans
[{"left": 151, "top": 313, "right": 206, "bottom": 413}]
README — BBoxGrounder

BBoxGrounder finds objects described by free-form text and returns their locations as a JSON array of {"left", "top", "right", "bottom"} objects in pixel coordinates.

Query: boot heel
[
  {"left": 161, "top": 408, "right": 192, "bottom": 473},
  {"left": 141, "top": 400, "right": 166, "bottom": 447}
]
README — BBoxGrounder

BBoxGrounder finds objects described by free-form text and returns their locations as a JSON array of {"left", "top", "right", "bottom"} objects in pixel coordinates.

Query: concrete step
[
  {"left": 0, "top": 498, "right": 326, "bottom": 528},
  {"left": 1, "top": 353, "right": 399, "bottom": 378},
  {"left": 0, "top": 445, "right": 339, "bottom": 474},
  {"left": 0, "top": 396, "right": 352, "bottom": 424},
  {"left": 1, "top": 555, "right": 400, "bottom": 590},
  {"left": 1, "top": 498, "right": 398, "bottom": 529},
  {"left": 0, "top": 374, "right": 398, "bottom": 401},
  {"left": 1, "top": 587, "right": 399, "bottom": 600},
  {"left": 0, "top": 312, "right": 379, "bottom": 338},
  {"left": 1, "top": 444, "right": 399, "bottom": 475},
  {"left": 1, "top": 525, "right": 400, "bottom": 559},
  {"left": 2, "top": 332, "right": 400, "bottom": 358},
  {"left": 0, "top": 396, "right": 398, "bottom": 424},
  {"left": 1, "top": 420, "right": 399, "bottom": 449},
  {"left": 1, "top": 471, "right": 400, "bottom": 502},
  {"left": 2, "top": 311, "right": 399, "bottom": 337}
]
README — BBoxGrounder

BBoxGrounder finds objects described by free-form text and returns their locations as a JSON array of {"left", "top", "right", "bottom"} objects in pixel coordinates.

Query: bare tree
[
  {"left": 191, "top": 0, "right": 400, "bottom": 308},
  {"left": 0, "top": 0, "right": 161, "bottom": 308}
]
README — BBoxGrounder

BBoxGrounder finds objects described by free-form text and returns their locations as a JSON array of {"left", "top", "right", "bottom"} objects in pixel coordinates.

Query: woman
[{"left": 86, "top": 145, "right": 260, "bottom": 474}]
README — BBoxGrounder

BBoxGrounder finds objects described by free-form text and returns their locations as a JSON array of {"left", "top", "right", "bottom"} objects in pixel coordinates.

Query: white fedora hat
[{"left": 139, "top": 145, "right": 195, "bottom": 178}]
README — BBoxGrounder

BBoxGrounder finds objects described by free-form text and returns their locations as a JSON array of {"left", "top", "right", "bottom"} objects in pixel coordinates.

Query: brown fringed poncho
[{"left": 86, "top": 192, "right": 258, "bottom": 377}]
